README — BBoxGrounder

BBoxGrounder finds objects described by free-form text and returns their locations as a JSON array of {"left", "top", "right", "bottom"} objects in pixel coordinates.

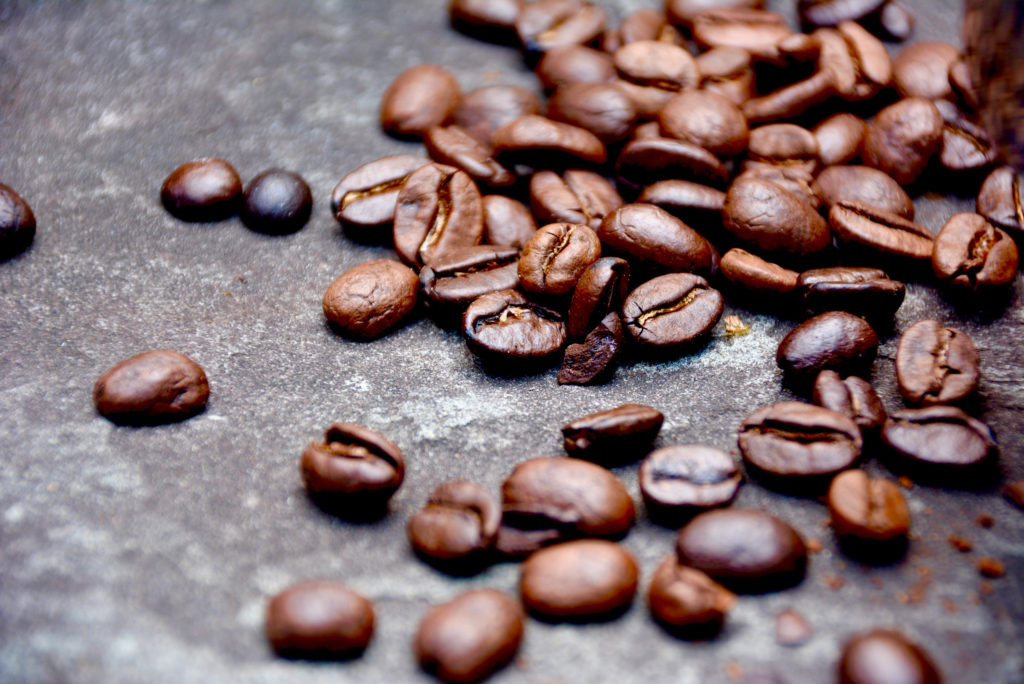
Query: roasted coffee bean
[
  {"left": 739, "top": 401, "right": 862, "bottom": 479},
  {"left": 932, "top": 213, "right": 1018, "bottom": 290},
  {"left": 567, "top": 256, "right": 630, "bottom": 339},
  {"left": 664, "top": 0, "right": 765, "bottom": 27},
  {"left": 407, "top": 480, "right": 501, "bottom": 571},
  {"left": 637, "top": 179, "right": 726, "bottom": 226},
  {"left": 160, "top": 158, "right": 241, "bottom": 222},
  {"left": 948, "top": 56, "right": 979, "bottom": 112},
  {"left": 659, "top": 90, "right": 749, "bottom": 157},
  {"left": 241, "top": 169, "right": 312, "bottom": 234},
  {"left": 331, "top": 155, "right": 431, "bottom": 236},
  {"left": 639, "top": 445, "right": 741, "bottom": 519},
  {"left": 93, "top": 350, "right": 209, "bottom": 424},
  {"left": 300, "top": 422, "right": 405, "bottom": 511},
  {"left": 827, "top": 469, "right": 910, "bottom": 545},
  {"left": 530, "top": 169, "right": 623, "bottom": 230},
  {"left": 323, "top": 259, "right": 419, "bottom": 338},
  {"left": 735, "top": 164, "right": 820, "bottom": 210},
  {"left": 695, "top": 46, "right": 756, "bottom": 106},
  {"left": 462, "top": 289, "right": 566, "bottom": 366},
  {"left": 741, "top": 68, "right": 836, "bottom": 124},
  {"left": 603, "top": 9, "right": 683, "bottom": 53},
  {"left": 562, "top": 403, "right": 663, "bottom": 464},
  {"left": 622, "top": 273, "right": 723, "bottom": 352},
  {"left": 536, "top": 45, "right": 616, "bottom": 91},
  {"left": 482, "top": 195, "right": 537, "bottom": 249},
  {"left": 599, "top": 203, "right": 713, "bottom": 274},
  {"left": 874, "top": 2, "right": 915, "bottom": 41},
  {"left": 518, "top": 222, "right": 601, "bottom": 296},
  {"left": 690, "top": 8, "right": 793, "bottom": 63},
  {"left": 558, "top": 312, "right": 623, "bottom": 385},
  {"left": 777, "top": 311, "right": 879, "bottom": 382},
  {"left": 415, "top": 589, "right": 523, "bottom": 683},
  {"left": 615, "top": 77, "right": 682, "bottom": 119},
  {"left": 812, "top": 166, "right": 914, "bottom": 219},
  {"left": 939, "top": 118, "right": 997, "bottom": 172},
  {"left": 813, "top": 113, "right": 866, "bottom": 166},
  {"left": 720, "top": 248, "right": 799, "bottom": 296},
  {"left": 895, "top": 319, "right": 980, "bottom": 406},
  {"left": 497, "top": 456, "right": 635, "bottom": 556},
  {"left": 266, "top": 581, "right": 374, "bottom": 659},
  {"left": 423, "top": 125, "right": 515, "bottom": 189},
  {"left": 675, "top": 508, "right": 807, "bottom": 592},
  {"left": 454, "top": 85, "right": 542, "bottom": 146},
  {"left": 492, "top": 115, "right": 607, "bottom": 167},
  {"left": 393, "top": 163, "right": 483, "bottom": 268},
  {"left": 892, "top": 40, "right": 959, "bottom": 101},
  {"left": 862, "top": 97, "right": 943, "bottom": 185},
  {"left": 519, "top": 539, "right": 638, "bottom": 620},
  {"left": 797, "top": 0, "right": 885, "bottom": 27},
  {"left": 0, "top": 183, "right": 36, "bottom": 257},
  {"left": 449, "top": 0, "right": 521, "bottom": 41},
  {"left": 380, "top": 64, "right": 461, "bottom": 138},
  {"left": 812, "top": 370, "right": 887, "bottom": 433},
  {"left": 515, "top": 0, "right": 607, "bottom": 55},
  {"left": 746, "top": 124, "right": 819, "bottom": 174},
  {"left": 547, "top": 82, "right": 637, "bottom": 144},
  {"left": 818, "top": 22, "right": 892, "bottom": 101},
  {"left": 419, "top": 246, "right": 519, "bottom": 315},
  {"left": 838, "top": 629, "right": 941, "bottom": 684},
  {"left": 613, "top": 40, "right": 699, "bottom": 93},
  {"left": 797, "top": 267, "right": 906, "bottom": 320},
  {"left": 647, "top": 556, "right": 735, "bottom": 633},
  {"left": 722, "top": 176, "right": 831, "bottom": 259},
  {"left": 829, "top": 200, "right": 934, "bottom": 261},
  {"left": 977, "top": 165, "right": 1024, "bottom": 235},
  {"left": 616, "top": 137, "right": 729, "bottom": 189},
  {"left": 632, "top": 120, "right": 664, "bottom": 140},
  {"left": 883, "top": 406, "right": 997, "bottom": 473}
]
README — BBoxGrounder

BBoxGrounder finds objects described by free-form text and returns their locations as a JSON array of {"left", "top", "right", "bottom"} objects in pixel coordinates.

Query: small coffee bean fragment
[
  {"left": 454, "top": 85, "right": 542, "bottom": 145},
  {"left": 380, "top": 64, "right": 461, "bottom": 138},
  {"left": 977, "top": 557, "right": 1005, "bottom": 579},
  {"left": 828, "top": 469, "right": 910, "bottom": 547},
  {"left": 241, "top": 169, "right": 313, "bottom": 234},
  {"left": 829, "top": 200, "right": 934, "bottom": 261},
  {"left": 931, "top": 213, "right": 1019, "bottom": 290},
  {"left": 660, "top": 90, "right": 750, "bottom": 157},
  {"left": 462, "top": 289, "right": 566, "bottom": 366},
  {"left": 720, "top": 248, "right": 799, "bottom": 297},
  {"left": 622, "top": 273, "right": 724, "bottom": 353},
  {"left": 895, "top": 319, "right": 980, "bottom": 406},
  {"left": 862, "top": 97, "right": 943, "bottom": 186},
  {"left": 812, "top": 370, "right": 887, "bottom": 434},
  {"left": 882, "top": 406, "right": 997, "bottom": 472},
  {"left": 812, "top": 166, "right": 914, "bottom": 219},
  {"left": 557, "top": 312, "right": 623, "bottom": 385},
  {"left": 94, "top": 350, "right": 209, "bottom": 425},
  {"left": 419, "top": 245, "right": 519, "bottom": 317},
  {"left": 562, "top": 403, "right": 663, "bottom": 464},
  {"left": 640, "top": 445, "right": 741, "bottom": 521},
  {"left": 160, "top": 158, "right": 242, "bottom": 222},
  {"left": 647, "top": 555, "right": 735, "bottom": 633},
  {"left": 265, "top": 581, "right": 374, "bottom": 659},
  {"left": 976, "top": 166, "right": 1024, "bottom": 235},
  {"left": 518, "top": 222, "right": 601, "bottom": 296},
  {"left": 331, "top": 155, "right": 431, "bottom": 236},
  {"left": 482, "top": 195, "right": 537, "bottom": 249},
  {"left": 407, "top": 480, "right": 501, "bottom": 573},
  {"left": 797, "top": 267, "right": 905, "bottom": 321},
  {"left": 0, "top": 183, "right": 36, "bottom": 257},
  {"left": 838, "top": 629, "right": 942, "bottom": 684},
  {"left": 776, "top": 311, "right": 879, "bottom": 383},
  {"left": 813, "top": 113, "right": 866, "bottom": 167},
  {"left": 567, "top": 256, "right": 630, "bottom": 339},
  {"left": 529, "top": 169, "right": 623, "bottom": 230},
  {"left": 300, "top": 422, "right": 405, "bottom": 512},
  {"left": 393, "top": 163, "right": 484, "bottom": 268},
  {"left": 892, "top": 41, "right": 959, "bottom": 101},
  {"left": 323, "top": 259, "right": 419, "bottom": 339}
]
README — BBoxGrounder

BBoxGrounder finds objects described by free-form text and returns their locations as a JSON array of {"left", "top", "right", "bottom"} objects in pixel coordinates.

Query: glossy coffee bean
[
  {"left": 690, "top": 8, "right": 793, "bottom": 63},
  {"left": 616, "top": 137, "right": 729, "bottom": 189},
  {"left": 719, "top": 248, "right": 799, "bottom": 297},
  {"left": 875, "top": 2, "right": 915, "bottom": 41},
  {"left": 265, "top": 581, "right": 374, "bottom": 659},
  {"left": 449, "top": 0, "right": 521, "bottom": 41},
  {"left": 739, "top": 401, "right": 862, "bottom": 479},
  {"left": 323, "top": 259, "right": 419, "bottom": 338},
  {"left": 812, "top": 370, "right": 887, "bottom": 433},
  {"left": 380, "top": 64, "right": 461, "bottom": 138},
  {"left": 454, "top": 85, "right": 542, "bottom": 145},
  {"left": 519, "top": 539, "right": 638, "bottom": 620},
  {"left": 462, "top": 289, "right": 566, "bottom": 366},
  {"left": 407, "top": 480, "right": 501, "bottom": 572},
  {"left": 622, "top": 273, "right": 724, "bottom": 353},
  {"left": 639, "top": 445, "right": 741, "bottom": 519},
  {"left": 659, "top": 90, "right": 749, "bottom": 157},
  {"left": 895, "top": 320, "right": 980, "bottom": 406},
  {"left": 838, "top": 629, "right": 942, "bottom": 684},
  {"left": 976, "top": 166, "right": 1024, "bottom": 235},
  {"left": 562, "top": 403, "right": 663, "bottom": 464},
  {"left": 939, "top": 118, "right": 996, "bottom": 172},
  {"left": 827, "top": 469, "right": 910, "bottom": 544},
  {"left": 415, "top": 589, "right": 524, "bottom": 683},
  {"left": 741, "top": 68, "right": 836, "bottom": 125},
  {"left": 813, "top": 113, "right": 866, "bottom": 166},
  {"left": 722, "top": 176, "right": 831, "bottom": 259},
  {"left": 393, "top": 164, "right": 483, "bottom": 268},
  {"left": 93, "top": 350, "right": 209, "bottom": 425},
  {"left": 535, "top": 45, "right": 616, "bottom": 91},
  {"left": 797, "top": 267, "right": 905, "bottom": 321},
  {"left": 300, "top": 422, "right": 405, "bottom": 511},
  {"left": 547, "top": 82, "right": 638, "bottom": 144},
  {"left": 797, "top": 0, "right": 884, "bottom": 27},
  {"left": 160, "top": 158, "right": 241, "bottom": 222},
  {"left": 0, "top": 183, "right": 36, "bottom": 257},
  {"left": 613, "top": 40, "right": 699, "bottom": 93},
  {"left": 515, "top": 0, "right": 607, "bottom": 55},
  {"left": 812, "top": 166, "right": 914, "bottom": 219},
  {"left": 932, "top": 213, "right": 1018, "bottom": 290},
  {"left": 603, "top": 9, "right": 683, "bottom": 53},
  {"left": 829, "top": 200, "right": 934, "bottom": 261},
  {"left": 567, "top": 256, "right": 630, "bottom": 339},
  {"left": 482, "top": 195, "right": 537, "bottom": 250},
  {"left": 492, "top": 115, "right": 607, "bottom": 167},
  {"left": 647, "top": 555, "right": 735, "bottom": 632},
  {"left": 331, "top": 155, "right": 430, "bottom": 235},
  {"left": 862, "top": 98, "right": 943, "bottom": 186},
  {"left": 558, "top": 312, "right": 623, "bottom": 385},
  {"left": 241, "top": 169, "right": 313, "bottom": 234},
  {"left": 883, "top": 406, "right": 997, "bottom": 473},
  {"left": 530, "top": 169, "right": 623, "bottom": 230},
  {"left": 735, "top": 164, "right": 820, "bottom": 210},
  {"left": 777, "top": 311, "right": 879, "bottom": 383},
  {"left": 819, "top": 22, "right": 892, "bottom": 102},
  {"left": 637, "top": 179, "right": 726, "bottom": 227},
  {"left": 602, "top": 203, "right": 714, "bottom": 274},
  {"left": 695, "top": 46, "right": 756, "bottom": 106},
  {"left": 518, "top": 222, "right": 601, "bottom": 296},
  {"left": 664, "top": 0, "right": 765, "bottom": 27},
  {"left": 746, "top": 124, "right": 819, "bottom": 174},
  {"left": 419, "top": 245, "right": 520, "bottom": 316},
  {"left": 675, "top": 508, "right": 807, "bottom": 592},
  {"left": 892, "top": 41, "right": 959, "bottom": 101},
  {"left": 423, "top": 125, "right": 515, "bottom": 189}
]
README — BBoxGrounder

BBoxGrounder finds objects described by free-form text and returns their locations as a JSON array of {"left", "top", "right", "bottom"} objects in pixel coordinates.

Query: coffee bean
[
  {"left": 482, "top": 195, "right": 537, "bottom": 249},
  {"left": 407, "top": 480, "right": 501, "bottom": 572},
  {"left": 690, "top": 8, "right": 793, "bottom": 63},
  {"left": 874, "top": 2, "right": 915, "bottom": 41},
  {"left": 820, "top": 21, "right": 893, "bottom": 101},
  {"left": 562, "top": 403, "right": 664, "bottom": 464},
  {"left": 265, "top": 581, "right": 374, "bottom": 659},
  {"left": 812, "top": 370, "right": 887, "bottom": 433},
  {"left": 659, "top": 90, "right": 750, "bottom": 157},
  {"left": 948, "top": 56, "right": 979, "bottom": 112},
  {"left": 492, "top": 115, "right": 607, "bottom": 167},
  {"left": 742, "top": 68, "right": 836, "bottom": 124},
  {"left": 300, "top": 422, "right": 405, "bottom": 512},
  {"left": 613, "top": 40, "right": 699, "bottom": 93},
  {"left": 530, "top": 169, "right": 623, "bottom": 230},
  {"left": 1003, "top": 480, "right": 1024, "bottom": 511},
  {"left": 675, "top": 508, "right": 807, "bottom": 592},
  {"left": 777, "top": 311, "right": 879, "bottom": 383},
  {"left": 616, "top": 137, "right": 729, "bottom": 189},
  {"left": 632, "top": 120, "right": 663, "bottom": 139},
  {"left": 93, "top": 349, "right": 209, "bottom": 425},
  {"left": 241, "top": 169, "right": 313, "bottom": 234},
  {"left": 932, "top": 213, "right": 1018, "bottom": 290},
  {"left": 515, "top": 0, "right": 607, "bottom": 56},
  {"left": 419, "top": 245, "right": 519, "bottom": 317},
  {"left": 423, "top": 125, "right": 515, "bottom": 189},
  {"left": 827, "top": 469, "right": 910, "bottom": 545},
  {"left": 719, "top": 248, "right": 799, "bottom": 297},
  {"left": 0, "top": 182, "right": 36, "bottom": 257},
  {"left": 535, "top": 44, "right": 616, "bottom": 91},
  {"left": 746, "top": 124, "right": 819, "bottom": 174},
  {"left": 695, "top": 46, "right": 756, "bottom": 106},
  {"left": 519, "top": 539, "right": 638, "bottom": 620},
  {"left": 735, "top": 164, "right": 820, "bottom": 210},
  {"left": 812, "top": 166, "right": 914, "bottom": 219},
  {"left": 883, "top": 406, "right": 997, "bottom": 472},
  {"left": 622, "top": 273, "right": 724, "bottom": 353},
  {"left": 838, "top": 629, "right": 942, "bottom": 684},
  {"left": 722, "top": 176, "right": 831, "bottom": 259},
  {"left": 567, "top": 256, "right": 630, "bottom": 339},
  {"left": 892, "top": 40, "right": 959, "bottom": 101},
  {"left": 895, "top": 319, "right": 980, "bottom": 406},
  {"left": 665, "top": 0, "right": 765, "bottom": 27},
  {"left": 380, "top": 64, "right": 461, "bottom": 138},
  {"left": 547, "top": 82, "right": 638, "bottom": 144},
  {"left": 977, "top": 165, "right": 1024, "bottom": 235},
  {"left": 813, "top": 113, "right": 866, "bottom": 166},
  {"left": 323, "top": 259, "right": 419, "bottom": 338},
  {"left": 462, "top": 289, "right": 566, "bottom": 366},
  {"left": 518, "top": 222, "right": 601, "bottom": 296},
  {"left": 393, "top": 163, "right": 483, "bottom": 268},
  {"left": 449, "top": 0, "right": 521, "bottom": 42},
  {"left": 862, "top": 97, "right": 943, "bottom": 185},
  {"left": 331, "top": 155, "right": 431, "bottom": 238},
  {"left": 797, "top": 0, "right": 885, "bottom": 27},
  {"left": 939, "top": 117, "right": 997, "bottom": 172},
  {"left": 829, "top": 200, "right": 934, "bottom": 261},
  {"left": 415, "top": 589, "right": 523, "bottom": 683},
  {"left": 497, "top": 456, "right": 634, "bottom": 556},
  {"left": 639, "top": 445, "right": 741, "bottom": 519},
  {"left": 558, "top": 312, "right": 623, "bottom": 385},
  {"left": 797, "top": 266, "right": 906, "bottom": 321},
  {"left": 603, "top": 9, "right": 684, "bottom": 53},
  {"left": 160, "top": 158, "right": 241, "bottom": 222},
  {"left": 647, "top": 555, "right": 735, "bottom": 633},
  {"left": 599, "top": 203, "right": 714, "bottom": 274},
  {"left": 637, "top": 179, "right": 726, "bottom": 226},
  {"left": 454, "top": 85, "right": 542, "bottom": 145}
]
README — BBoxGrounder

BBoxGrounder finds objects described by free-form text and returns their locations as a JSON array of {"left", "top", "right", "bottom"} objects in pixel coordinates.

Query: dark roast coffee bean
[
  {"left": 481, "top": 195, "right": 536, "bottom": 250},
  {"left": 895, "top": 319, "right": 980, "bottom": 406},
  {"left": 720, "top": 248, "right": 799, "bottom": 296},
  {"left": 449, "top": 0, "right": 521, "bottom": 41},
  {"left": 862, "top": 97, "right": 943, "bottom": 185},
  {"left": 838, "top": 629, "right": 941, "bottom": 684},
  {"left": 797, "top": 267, "right": 906, "bottom": 320},
  {"left": 812, "top": 370, "right": 887, "bottom": 433},
  {"left": 519, "top": 539, "right": 638, "bottom": 620},
  {"left": 696, "top": 46, "right": 756, "bottom": 106},
  {"left": 874, "top": 2, "right": 915, "bottom": 41},
  {"left": 739, "top": 401, "right": 862, "bottom": 478},
  {"left": 675, "top": 508, "right": 807, "bottom": 592},
  {"left": 454, "top": 85, "right": 542, "bottom": 146},
  {"left": 637, "top": 180, "right": 726, "bottom": 226},
  {"left": 813, "top": 113, "right": 866, "bottom": 166},
  {"left": 160, "top": 158, "right": 241, "bottom": 222},
  {"left": 777, "top": 311, "right": 879, "bottom": 382},
  {"left": 797, "top": 0, "right": 885, "bottom": 27},
  {"left": 939, "top": 118, "right": 997, "bottom": 172},
  {"left": 547, "top": 82, "right": 637, "bottom": 144},
  {"left": 241, "top": 169, "right": 312, "bottom": 234},
  {"left": 932, "top": 213, "right": 1018, "bottom": 290},
  {"left": 599, "top": 203, "right": 713, "bottom": 274},
  {"left": 883, "top": 406, "right": 997, "bottom": 471},
  {"left": 567, "top": 256, "right": 630, "bottom": 339},
  {"left": 415, "top": 589, "right": 523, "bottom": 683},
  {"left": 266, "top": 581, "right": 374, "bottom": 659},
  {"left": 492, "top": 115, "right": 607, "bottom": 167},
  {"left": 827, "top": 469, "right": 910, "bottom": 543},
  {"left": 380, "top": 64, "right": 461, "bottom": 138},
  {"left": 948, "top": 57, "right": 979, "bottom": 112},
  {"left": 93, "top": 350, "right": 209, "bottom": 424},
  {"left": 323, "top": 259, "right": 419, "bottom": 338},
  {"left": 423, "top": 125, "right": 515, "bottom": 189},
  {"left": 558, "top": 312, "right": 623, "bottom": 385},
  {"left": 722, "top": 176, "right": 831, "bottom": 259},
  {"left": 829, "top": 200, "right": 934, "bottom": 261},
  {"left": 331, "top": 155, "right": 431, "bottom": 235},
  {"left": 515, "top": 0, "right": 607, "bottom": 55},
  {"left": 616, "top": 137, "right": 729, "bottom": 189},
  {"left": 518, "top": 222, "right": 601, "bottom": 296},
  {"left": 407, "top": 480, "right": 501, "bottom": 571},
  {"left": 741, "top": 68, "right": 836, "bottom": 124},
  {"left": 613, "top": 40, "right": 699, "bottom": 93},
  {"left": 393, "top": 163, "right": 483, "bottom": 268},
  {"left": 562, "top": 403, "right": 664, "bottom": 464},
  {"left": 419, "top": 246, "right": 519, "bottom": 315},
  {"left": 462, "top": 289, "right": 566, "bottom": 365},
  {"left": 603, "top": 9, "right": 684, "bottom": 53},
  {"left": 892, "top": 41, "right": 959, "bottom": 101},
  {"left": 735, "top": 164, "right": 820, "bottom": 210},
  {"left": 665, "top": 0, "right": 765, "bottom": 27},
  {"left": 0, "top": 183, "right": 36, "bottom": 257},
  {"left": 690, "top": 7, "right": 793, "bottom": 63},
  {"left": 300, "top": 423, "right": 405, "bottom": 511},
  {"left": 746, "top": 124, "right": 819, "bottom": 174},
  {"left": 535, "top": 45, "right": 616, "bottom": 91},
  {"left": 819, "top": 22, "right": 892, "bottom": 101},
  {"left": 530, "top": 169, "right": 623, "bottom": 230},
  {"left": 812, "top": 166, "right": 914, "bottom": 219},
  {"left": 497, "top": 456, "right": 635, "bottom": 556},
  {"left": 647, "top": 555, "right": 735, "bottom": 632},
  {"left": 639, "top": 445, "right": 741, "bottom": 518},
  {"left": 977, "top": 166, "right": 1024, "bottom": 235},
  {"left": 622, "top": 273, "right": 724, "bottom": 352},
  {"left": 660, "top": 90, "right": 749, "bottom": 157}
]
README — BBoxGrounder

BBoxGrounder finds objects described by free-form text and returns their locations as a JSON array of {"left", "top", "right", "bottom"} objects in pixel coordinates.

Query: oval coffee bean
[
  {"left": 797, "top": 266, "right": 905, "bottom": 321},
  {"left": 735, "top": 164, "right": 819, "bottom": 210},
  {"left": 547, "top": 82, "right": 637, "bottom": 144},
  {"left": 722, "top": 176, "right": 831, "bottom": 259},
  {"left": 739, "top": 401, "right": 862, "bottom": 479},
  {"left": 415, "top": 589, "right": 523, "bottom": 683},
  {"left": 604, "top": 8, "right": 683, "bottom": 52},
  {"left": 637, "top": 179, "right": 726, "bottom": 226},
  {"left": 567, "top": 256, "right": 630, "bottom": 339},
  {"left": 659, "top": 90, "right": 750, "bottom": 157},
  {"left": 393, "top": 163, "right": 483, "bottom": 268},
  {"left": 519, "top": 539, "right": 638, "bottom": 620},
  {"left": 647, "top": 555, "right": 735, "bottom": 632},
  {"left": 895, "top": 319, "right": 980, "bottom": 406},
  {"left": 482, "top": 195, "right": 537, "bottom": 249},
  {"left": 529, "top": 169, "right": 623, "bottom": 230},
  {"left": 598, "top": 203, "right": 713, "bottom": 274},
  {"left": 939, "top": 118, "right": 996, "bottom": 172},
  {"left": 454, "top": 85, "right": 542, "bottom": 145},
  {"left": 829, "top": 200, "right": 934, "bottom": 261},
  {"left": 812, "top": 166, "right": 914, "bottom": 219},
  {"left": 892, "top": 40, "right": 959, "bottom": 101},
  {"left": 463, "top": 290, "right": 566, "bottom": 367},
  {"left": 813, "top": 113, "right": 866, "bottom": 166},
  {"left": 515, "top": 0, "right": 607, "bottom": 55},
  {"left": 622, "top": 273, "right": 724, "bottom": 353},
  {"left": 976, "top": 165, "right": 1024, "bottom": 235},
  {"left": 241, "top": 169, "right": 313, "bottom": 235},
  {"left": 160, "top": 158, "right": 242, "bottom": 222},
  {"left": 838, "top": 629, "right": 943, "bottom": 684},
  {"left": 875, "top": 1, "right": 915, "bottom": 42},
  {"left": 407, "top": 480, "right": 501, "bottom": 572},
  {"left": 323, "top": 259, "right": 419, "bottom": 339},
  {"left": 827, "top": 469, "right": 910, "bottom": 544},
  {"left": 419, "top": 245, "right": 519, "bottom": 316},
  {"left": 797, "top": 0, "right": 885, "bottom": 27},
  {"left": 423, "top": 125, "right": 515, "bottom": 189},
  {"left": 616, "top": 137, "right": 729, "bottom": 189},
  {"left": 665, "top": 0, "right": 765, "bottom": 27},
  {"left": 449, "top": 0, "right": 521, "bottom": 41},
  {"left": 932, "top": 213, "right": 1019, "bottom": 290},
  {"left": 695, "top": 45, "right": 756, "bottom": 106},
  {"left": 558, "top": 312, "right": 623, "bottom": 385},
  {"left": 266, "top": 581, "right": 374, "bottom": 659},
  {"left": 518, "top": 222, "right": 601, "bottom": 296},
  {"left": 562, "top": 403, "right": 664, "bottom": 464},
  {"left": 300, "top": 422, "right": 405, "bottom": 511},
  {"left": 690, "top": 7, "right": 793, "bottom": 63},
  {"left": 93, "top": 350, "right": 209, "bottom": 425},
  {"left": 639, "top": 445, "right": 741, "bottom": 519},
  {"left": 741, "top": 67, "right": 837, "bottom": 125},
  {"left": 613, "top": 40, "right": 699, "bottom": 92},
  {"left": 0, "top": 183, "right": 36, "bottom": 257},
  {"left": 380, "top": 64, "right": 461, "bottom": 138},
  {"left": 812, "top": 370, "right": 887, "bottom": 434},
  {"left": 492, "top": 114, "right": 607, "bottom": 167},
  {"left": 675, "top": 508, "right": 807, "bottom": 592},
  {"left": 883, "top": 406, "right": 997, "bottom": 472},
  {"left": 777, "top": 311, "right": 879, "bottom": 382},
  {"left": 746, "top": 123, "right": 819, "bottom": 173},
  {"left": 862, "top": 97, "right": 943, "bottom": 186},
  {"left": 331, "top": 155, "right": 431, "bottom": 235},
  {"left": 719, "top": 248, "right": 799, "bottom": 297},
  {"left": 535, "top": 45, "right": 616, "bottom": 92}
]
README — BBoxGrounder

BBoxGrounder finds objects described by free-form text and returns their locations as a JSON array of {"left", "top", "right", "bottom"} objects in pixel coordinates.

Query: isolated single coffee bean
[
  {"left": 797, "top": 267, "right": 905, "bottom": 321},
  {"left": 408, "top": 480, "right": 501, "bottom": 573},
  {"left": 300, "top": 422, "right": 405, "bottom": 512},
  {"left": 160, "top": 158, "right": 242, "bottom": 222},
  {"left": 393, "top": 163, "right": 483, "bottom": 268},
  {"left": 622, "top": 273, "right": 724, "bottom": 353},
  {"left": 323, "top": 259, "right": 419, "bottom": 339},
  {"left": 827, "top": 469, "right": 910, "bottom": 544},
  {"left": 838, "top": 629, "right": 942, "bottom": 684},
  {"left": 561, "top": 403, "right": 664, "bottom": 464},
  {"left": 640, "top": 445, "right": 742, "bottom": 520},
  {"left": 265, "top": 581, "right": 374, "bottom": 659},
  {"left": 776, "top": 311, "right": 879, "bottom": 382},
  {"left": 331, "top": 155, "right": 431, "bottom": 236},
  {"left": 895, "top": 319, "right": 980, "bottom": 406},
  {"left": 647, "top": 555, "right": 735, "bottom": 633},
  {"left": 0, "top": 183, "right": 36, "bottom": 257},
  {"left": 812, "top": 370, "right": 887, "bottom": 434},
  {"left": 241, "top": 169, "right": 313, "bottom": 234},
  {"left": 380, "top": 64, "right": 461, "bottom": 138},
  {"left": 739, "top": 401, "right": 862, "bottom": 479},
  {"left": 931, "top": 213, "right": 1019, "bottom": 290},
  {"left": 93, "top": 350, "right": 209, "bottom": 425},
  {"left": 462, "top": 289, "right": 567, "bottom": 366}
]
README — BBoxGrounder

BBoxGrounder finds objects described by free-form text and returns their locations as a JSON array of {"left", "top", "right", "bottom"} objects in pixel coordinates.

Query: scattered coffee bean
[
  {"left": 812, "top": 370, "right": 887, "bottom": 434},
  {"left": 331, "top": 155, "right": 431, "bottom": 238},
  {"left": 518, "top": 222, "right": 602, "bottom": 296},
  {"left": 774, "top": 608, "right": 812, "bottom": 647},
  {"left": 449, "top": 0, "right": 522, "bottom": 42},
  {"left": 529, "top": 168, "right": 623, "bottom": 229},
  {"left": 813, "top": 113, "right": 866, "bottom": 166},
  {"left": 482, "top": 194, "right": 537, "bottom": 249},
  {"left": 719, "top": 248, "right": 799, "bottom": 297},
  {"left": 742, "top": 66, "right": 837, "bottom": 125},
  {"left": 639, "top": 445, "right": 741, "bottom": 520},
  {"left": 828, "top": 469, "right": 910, "bottom": 547},
  {"left": 603, "top": 8, "right": 683, "bottom": 52},
  {"left": 812, "top": 166, "right": 914, "bottom": 219},
  {"left": 797, "top": 266, "right": 906, "bottom": 321},
  {"left": 722, "top": 176, "right": 831, "bottom": 259},
  {"left": 1004, "top": 480, "right": 1024, "bottom": 511},
  {"left": 659, "top": 90, "right": 750, "bottom": 157},
  {"left": 265, "top": 580, "right": 374, "bottom": 659},
  {"left": 746, "top": 123, "right": 819, "bottom": 174},
  {"left": 462, "top": 289, "right": 566, "bottom": 367},
  {"left": 735, "top": 164, "right": 820, "bottom": 210},
  {"left": 160, "top": 158, "right": 242, "bottom": 222},
  {"left": 561, "top": 403, "right": 663, "bottom": 463},
  {"left": 665, "top": 0, "right": 765, "bottom": 27},
  {"left": 492, "top": 114, "right": 607, "bottom": 167},
  {"left": 690, "top": 7, "right": 793, "bottom": 63},
  {"left": 300, "top": 422, "right": 405, "bottom": 512},
  {"left": 0, "top": 183, "right": 35, "bottom": 258},
  {"left": 515, "top": 0, "right": 607, "bottom": 56},
  {"left": 882, "top": 406, "right": 997, "bottom": 472},
  {"left": 519, "top": 539, "right": 638, "bottom": 620},
  {"left": 535, "top": 44, "right": 616, "bottom": 91},
  {"left": 939, "top": 117, "right": 996, "bottom": 172},
  {"left": 599, "top": 203, "right": 714, "bottom": 274},
  {"left": 407, "top": 480, "right": 501, "bottom": 572},
  {"left": 862, "top": 97, "right": 943, "bottom": 185},
  {"left": 393, "top": 163, "right": 483, "bottom": 268},
  {"left": 547, "top": 82, "right": 638, "bottom": 143},
  {"left": 567, "top": 256, "right": 630, "bottom": 339},
  {"left": 838, "top": 629, "right": 942, "bottom": 684},
  {"left": 931, "top": 213, "right": 1019, "bottom": 290},
  {"left": 829, "top": 200, "right": 934, "bottom": 261},
  {"left": 895, "top": 319, "right": 980, "bottom": 406},
  {"left": 558, "top": 311, "right": 624, "bottom": 385},
  {"left": 419, "top": 245, "right": 520, "bottom": 317},
  {"left": 323, "top": 259, "right": 419, "bottom": 338},
  {"left": 380, "top": 64, "right": 461, "bottom": 138},
  {"left": 647, "top": 555, "right": 735, "bottom": 633},
  {"left": 241, "top": 169, "right": 313, "bottom": 234},
  {"left": 637, "top": 179, "right": 726, "bottom": 226},
  {"left": 424, "top": 125, "right": 515, "bottom": 189},
  {"left": 93, "top": 350, "right": 209, "bottom": 425},
  {"left": 695, "top": 45, "right": 756, "bottom": 106},
  {"left": 454, "top": 85, "right": 542, "bottom": 145},
  {"left": 776, "top": 311, "right": 879, "bottom": 383},
  {"left": 622, "top": 273, "right": 724, "bottom": 353},
  {"left": 823, "top": 22, "right": 893, "bottom": 101},
  {"left": 616, "top": 136, "right": 729, "bottom": 189},
  {"left": 797, "top": 0, "right": 884, "bottom": 27},
  {"left": 613, "top": 40, "right": 699, "bottom": 93},
  {"left": 976, "top": 165, "right": 1023, "bottom": 235},
  {"left": 892, "top": 40, "right": 959, "bottom": 101}
]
